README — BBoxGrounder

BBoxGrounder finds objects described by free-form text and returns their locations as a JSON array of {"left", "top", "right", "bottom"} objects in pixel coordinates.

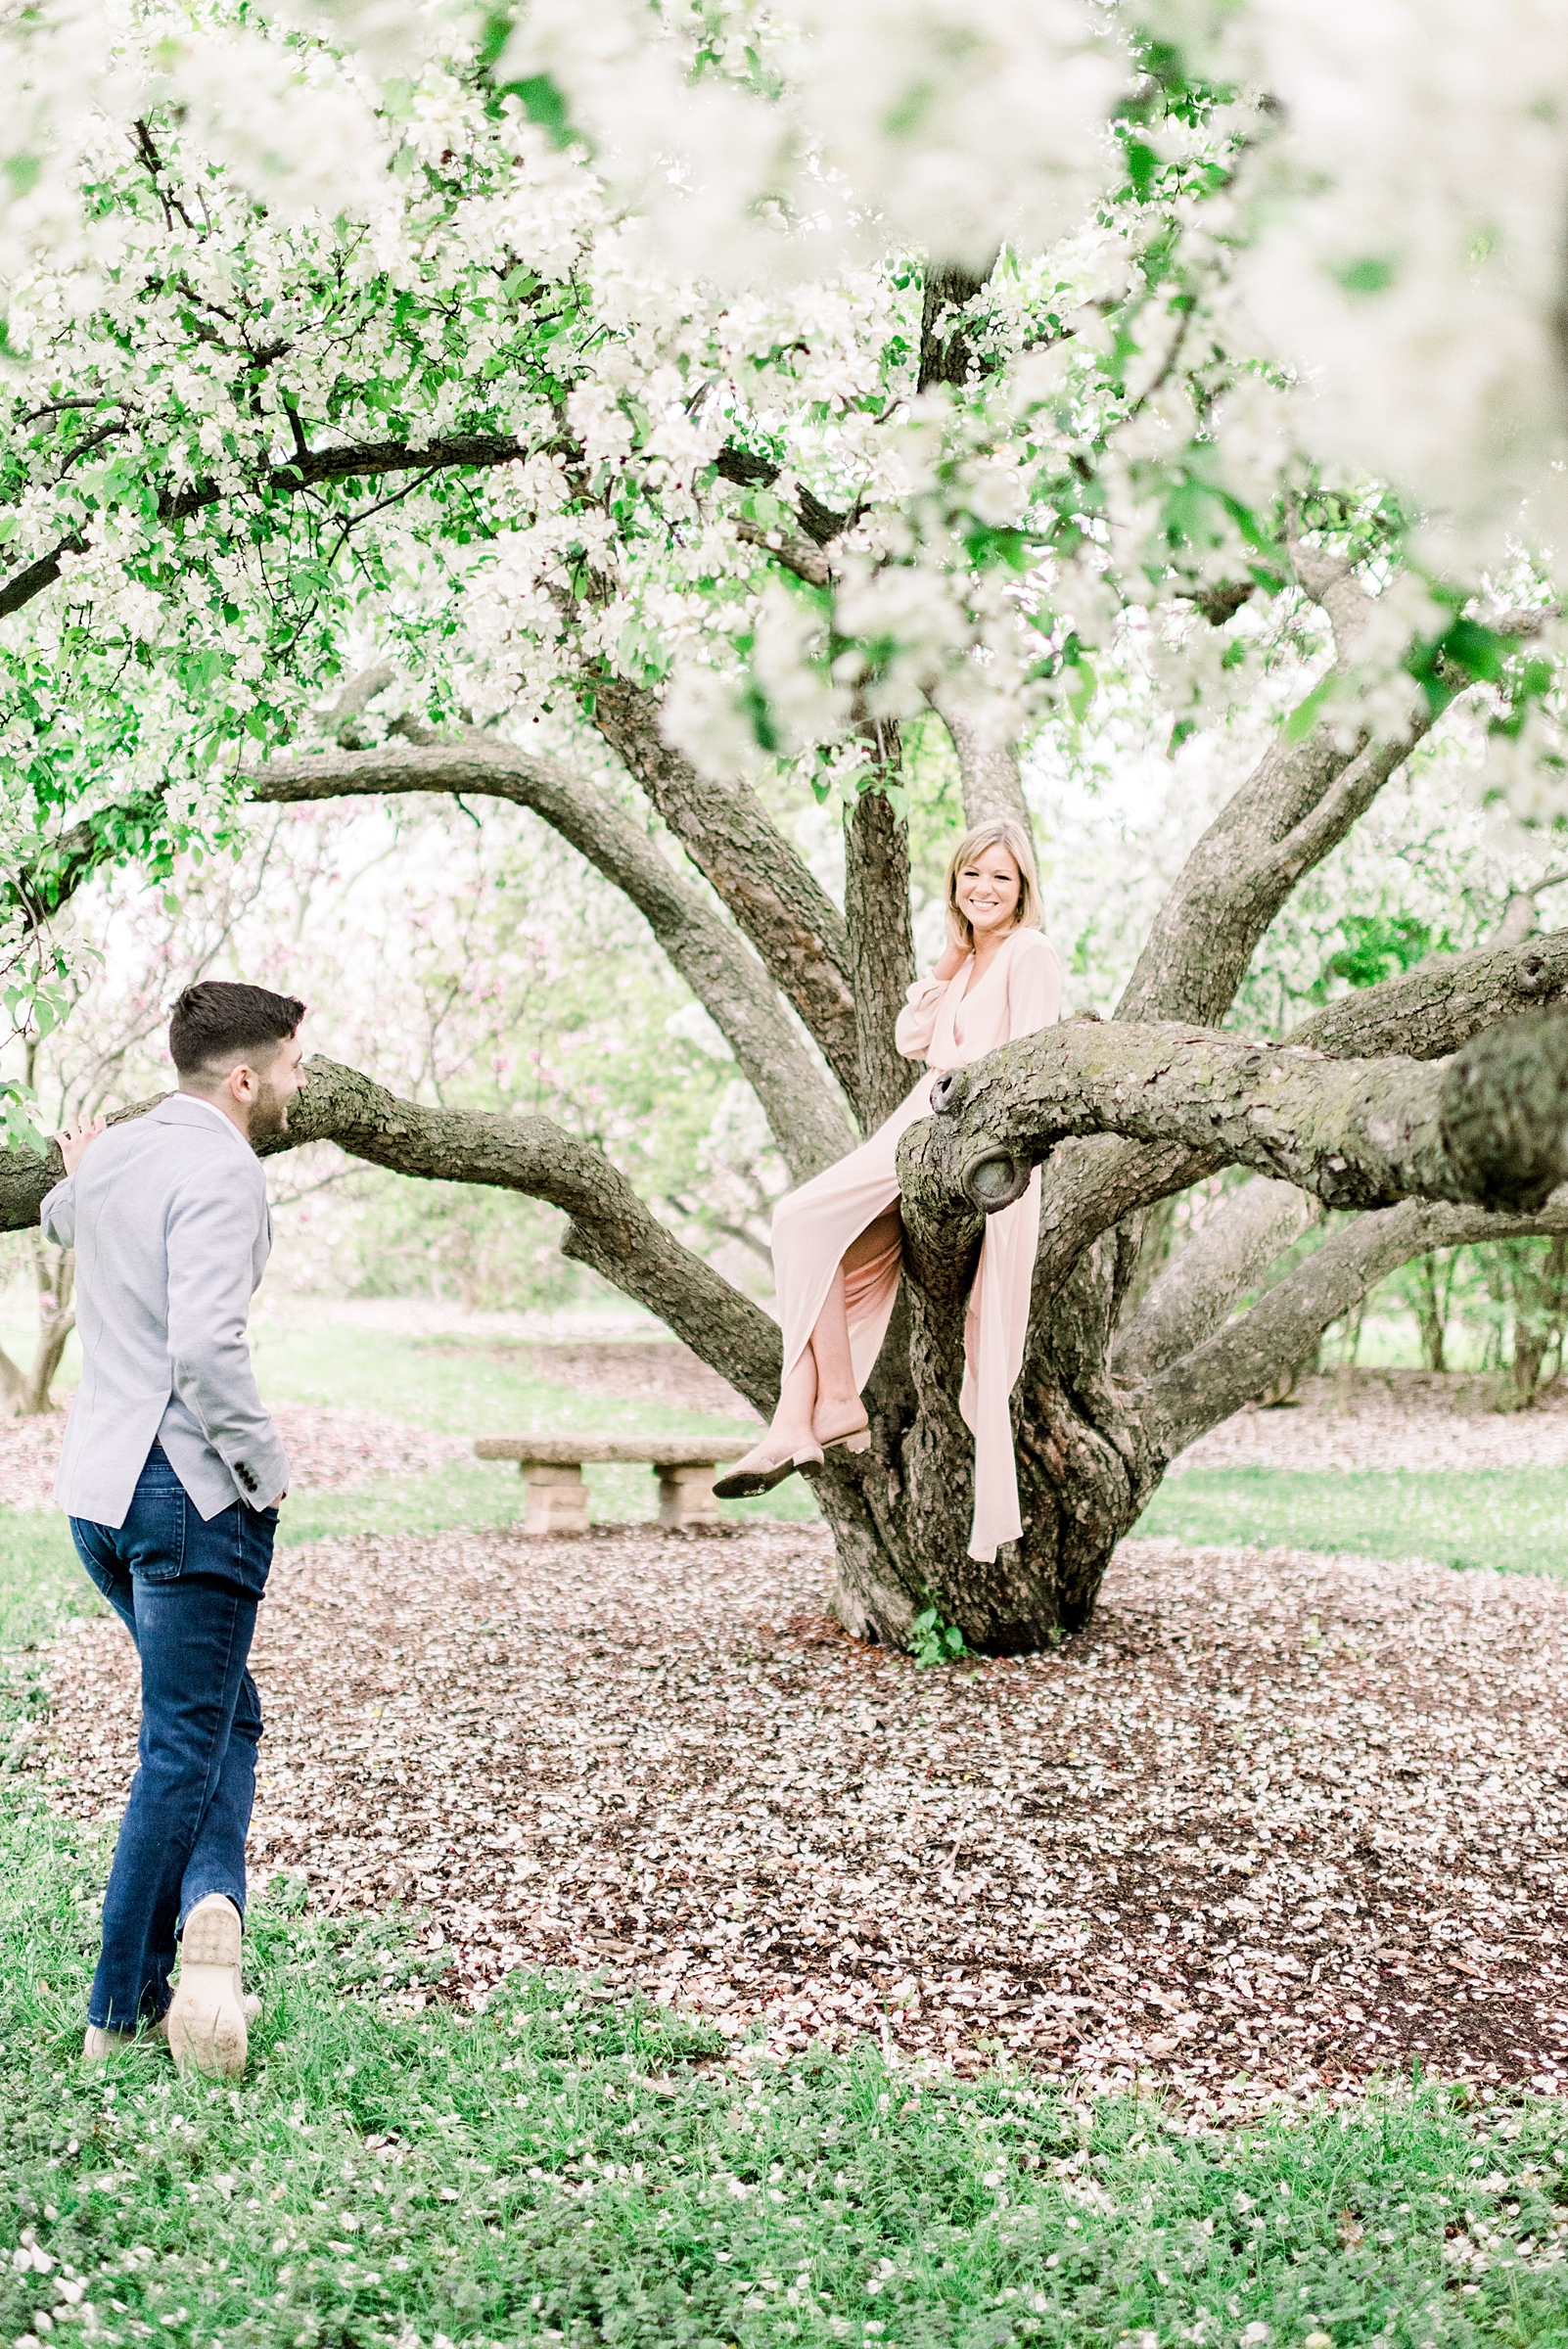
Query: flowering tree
[{"left": 7, "top": 2, "right": 1568, "bottom": 1646}]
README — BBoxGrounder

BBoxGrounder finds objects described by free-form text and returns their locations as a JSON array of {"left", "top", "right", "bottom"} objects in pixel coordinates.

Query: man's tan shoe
[
  {"left": 167, "top": 1894, "right": 250, "bottom": 2078},
  {"left": 83, "top": 2013, "right": 168, "bottom": 2062}
]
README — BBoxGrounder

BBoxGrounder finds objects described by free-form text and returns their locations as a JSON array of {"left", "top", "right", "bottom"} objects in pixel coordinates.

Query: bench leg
[
  {"left": 520, "top": 1461, "right": 589, "bottom": 1536},
  {"left": 656, "top": 1461, "right": 719, "bottom": 1531}
]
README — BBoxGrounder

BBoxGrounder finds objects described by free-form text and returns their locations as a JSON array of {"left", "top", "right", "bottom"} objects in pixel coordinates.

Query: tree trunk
[
  {"left": 1503, "top": 1233, "right": 1568, "bottom": 1408},
  {"left": 0, "top": 1236, "right": 74, "bottom": 1415},
  {"left": 1411, "top": 1253, "right": 1449, "bottom": 1372},
  {"left": 843, "top": 760, "right": 915, "bottom": 1128}
]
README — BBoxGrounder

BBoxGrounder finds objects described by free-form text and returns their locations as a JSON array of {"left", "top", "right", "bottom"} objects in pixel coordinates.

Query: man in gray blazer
[{"left": 42, "top": 979, "right": 305, "bottom": 2074}]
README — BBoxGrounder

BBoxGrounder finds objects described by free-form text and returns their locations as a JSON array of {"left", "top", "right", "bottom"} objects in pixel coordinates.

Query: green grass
[
  {"left": 3, "top": 1789, "right": 1568, "bottom": 2348},
  {"left": 0, "top": 1511, "right": 105, "bottom": 1650},
  {"left": 1137, "top": 1466, "right": 1568, "bottom": 1578},
  {"left": 248, "top": 1318, "right": 746, "bottom": 1441}
]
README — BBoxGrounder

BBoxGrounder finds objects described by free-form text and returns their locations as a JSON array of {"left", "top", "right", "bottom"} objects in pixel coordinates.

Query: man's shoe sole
[{"left": 167, "top": 1898, "right": 249, "bottom": 2078}]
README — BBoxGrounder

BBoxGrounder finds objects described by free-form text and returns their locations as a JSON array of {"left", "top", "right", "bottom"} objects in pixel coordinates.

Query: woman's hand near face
[{"left": 933, "top": 938, "right": 968, "bottom": 982}]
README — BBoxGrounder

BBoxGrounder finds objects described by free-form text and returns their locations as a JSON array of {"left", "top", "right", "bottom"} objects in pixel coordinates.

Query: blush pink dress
[{"left": 769, "top": 924, "right": 1063, "bottom": 1562}]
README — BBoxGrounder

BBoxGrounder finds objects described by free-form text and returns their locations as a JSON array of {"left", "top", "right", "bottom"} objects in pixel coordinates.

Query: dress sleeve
[
  {"left": 1006, "top": 932, "right": 1063, "bottom": 1041},
  {"left": 895, "top": 972, "right": 949, "bottom": 1061}
]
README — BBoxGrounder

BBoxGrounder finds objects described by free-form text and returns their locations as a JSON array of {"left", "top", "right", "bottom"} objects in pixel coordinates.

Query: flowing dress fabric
[{"left": 769, "top": 926, "right": 1063, "bottom": 1562}]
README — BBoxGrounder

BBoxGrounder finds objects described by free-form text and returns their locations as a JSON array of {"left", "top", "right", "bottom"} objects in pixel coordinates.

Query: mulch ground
[{"left": 26, "top": 1522, "right": 1568, "bottom": 2117}]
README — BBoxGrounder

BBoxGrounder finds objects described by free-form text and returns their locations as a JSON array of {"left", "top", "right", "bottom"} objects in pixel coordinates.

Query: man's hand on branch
[{"left": 55, "top": 1112, "right": 106, "bottom": 1176}]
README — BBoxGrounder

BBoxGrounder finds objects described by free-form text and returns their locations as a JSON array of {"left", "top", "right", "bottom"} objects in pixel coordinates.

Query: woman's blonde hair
[{"left": 945, "top": 818, "right": 1041, "bottom": 952}]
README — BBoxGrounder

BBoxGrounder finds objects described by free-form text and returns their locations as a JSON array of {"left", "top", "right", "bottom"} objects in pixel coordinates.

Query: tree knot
[{"left": 962, "top": 1144, "right": 1033, "bottom": 1213}]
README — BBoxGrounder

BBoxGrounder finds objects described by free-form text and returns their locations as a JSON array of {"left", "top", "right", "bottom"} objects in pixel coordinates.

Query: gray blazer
[{"left": 40, "top": 1094, "right": 289, "bottom": 1528}]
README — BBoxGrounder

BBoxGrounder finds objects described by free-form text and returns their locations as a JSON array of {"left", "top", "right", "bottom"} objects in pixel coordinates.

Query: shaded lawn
[
  {"left": 0, "top": 1316, "right": 811, "bottom": 1631},
  {"left": 1139, "top": 1466, "right": 1568, "bottom": 1579},
  {"left": 3, "top": 1785, "right": 1568, "bottom": 2347}
]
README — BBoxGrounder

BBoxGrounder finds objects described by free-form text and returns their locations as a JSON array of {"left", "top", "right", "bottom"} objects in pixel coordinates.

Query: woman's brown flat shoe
[{"left": 713, "top": 1439, "right": 824, "bottom": 1499}]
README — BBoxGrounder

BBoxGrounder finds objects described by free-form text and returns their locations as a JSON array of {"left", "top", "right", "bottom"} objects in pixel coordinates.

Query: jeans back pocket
[{"left": 122, "top": 1474, "right": 188, "bottom": 1583}]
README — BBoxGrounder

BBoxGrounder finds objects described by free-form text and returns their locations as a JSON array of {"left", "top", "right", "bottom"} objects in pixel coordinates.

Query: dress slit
[{"left": 772, "top": 1072, "right": 939, "bottom": 1398}]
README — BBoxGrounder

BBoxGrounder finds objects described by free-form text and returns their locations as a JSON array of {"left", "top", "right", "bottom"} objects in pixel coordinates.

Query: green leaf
[
  {"left": 1064, "top": 656, "right": 1096, "bottom": 723},
  {"left": 1284, "top": 676, "right": 1336, "bottom": 744},
  {"left": 501, "top": 73, "right": 576, "bottom": 149},
  {"left": 1125, "top": 140, "right": 1159, "bottom": 202},
  {"left": 1333, "top": 256, "right": 1397, "bottom": 296}
]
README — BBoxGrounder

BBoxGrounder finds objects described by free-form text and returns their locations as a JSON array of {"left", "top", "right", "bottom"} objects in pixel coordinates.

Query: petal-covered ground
[{"left": 27, "top": 1522, "right": 1568, "bottom": 2118}]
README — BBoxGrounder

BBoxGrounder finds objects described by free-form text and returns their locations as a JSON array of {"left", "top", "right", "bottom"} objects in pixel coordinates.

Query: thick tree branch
[
  {"left": 1285, "top": 927, "right": 1568, "bottom": 1059},
  {"left": 918, "top": 263, "right": 992, "bottom": 393},
  {"left": 730, "top": 517, "right": 833, "bottom": 587},
  {"left": 1117, "top": 723, "right": 1428, "bottom": 1029},
  {"left": 245, "top": 739, "right": 854, "bottom": 1183},
  {"left": 2, "top": 428, "right": 854, "bottom": 623},
  {"left": 713, "top": 447, "right": 850, "bottom": 550},
  {"left": 1118, "top": 577, "right": 1559, "bottom": 1036},
  {"left": 1112, "top": 1176, "right": 1318, "bottom": 1382},
  {"left": 929, "top": 690, "right": 1036, "bottom": 846},
  {"left": 0, "top": 1060, "right": 783, "bottom": 1411},
  {"left": 844, "top": 762, "right": 916, "bottom": 1128},
  {"left": 1031, "top": 928, "right": 1568, "bottom": 1316},
  {"left": 1140, "top": 1191, "right": 1568, "bottom": 1461},
  {"left": 924, "top": 1010, "right": 1568, "bottom": 1220},
  {"left": 587, "top": 673, "right": 861, "bottom": 1106}
]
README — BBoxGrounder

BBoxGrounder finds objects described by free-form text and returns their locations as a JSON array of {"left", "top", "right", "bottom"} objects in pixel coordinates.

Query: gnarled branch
[
  {"left": 1, "top": 432, "right": 543, "bottom": 622},
  {"left": 1112, "top": 1176, "right": 1318, "bottom": 1383},
  {"left": 926, "top": 1010, "right": 1568, "bottom": 1219},
  {"left": 0, "top": 1059, "right": 783, "bottom": 1410},
  {"left": 1032, "top": 928, "right": 1568, "bottom": 1314},
  {"left": 588, "top": 673, "right": 861, "bottom": 1105},
  {"left": 844, "top": 760, "right": 916, "bottom": 1128},
  {"left": 1140, "top": 1190, "right": 1568, "bottom": 1461},
  {"left": 1285, "top": 926, "right": 1568, "bottom": 1060},
  {"left": 929, "top": 690, "right": 1036, "bottom": 846}
]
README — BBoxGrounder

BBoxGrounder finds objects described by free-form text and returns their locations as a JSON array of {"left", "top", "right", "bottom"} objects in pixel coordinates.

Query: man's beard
[{"left": 246, "top": 1077, "right": 291, "bottom": 1144}]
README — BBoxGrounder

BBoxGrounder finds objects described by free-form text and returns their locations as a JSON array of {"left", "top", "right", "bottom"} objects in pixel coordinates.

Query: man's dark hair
[{"left": 169, "top": 981, "right": 305, "bottom": 1082}]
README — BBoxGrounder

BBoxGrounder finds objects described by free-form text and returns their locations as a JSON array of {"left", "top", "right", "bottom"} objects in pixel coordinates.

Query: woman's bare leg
[
  {"left": 769, "top": 1337, "right": 820, "bottom": 1452},
  {"left": 759, "top": 1210, "right": 900, "bottom": 1443},
  {"left": 727, "top": 1208, "right": 901, "bottom": 1480},
  {"left": 808, "top": 1209, "right": 901, "bottom": 1430}
]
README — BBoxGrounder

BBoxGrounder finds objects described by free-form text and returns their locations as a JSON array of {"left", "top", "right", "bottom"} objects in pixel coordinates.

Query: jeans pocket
[{"left": 122, "top": 1476, "right": 188, "bottom": 1583}]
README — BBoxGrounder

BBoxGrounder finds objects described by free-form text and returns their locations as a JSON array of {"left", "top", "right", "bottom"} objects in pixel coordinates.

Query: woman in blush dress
[{"left": 715, "top": 816, "right": 1063, "bottom": 1562}]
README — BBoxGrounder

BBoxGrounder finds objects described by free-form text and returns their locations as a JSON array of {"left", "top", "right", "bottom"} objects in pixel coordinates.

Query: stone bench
[{"left": 474, "top": 1435, "right": 754, "bottom": 1535}]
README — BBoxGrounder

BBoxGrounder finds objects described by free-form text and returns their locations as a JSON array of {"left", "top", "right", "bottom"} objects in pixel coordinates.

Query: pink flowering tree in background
[{"left": 6, "top": 1, "right": 1568, "bottom": 1643}]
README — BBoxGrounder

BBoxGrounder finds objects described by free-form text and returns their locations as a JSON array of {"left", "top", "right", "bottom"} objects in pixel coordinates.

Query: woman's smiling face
[{"left": 954, "top": 844, "right": 1022, "bottom": 939}]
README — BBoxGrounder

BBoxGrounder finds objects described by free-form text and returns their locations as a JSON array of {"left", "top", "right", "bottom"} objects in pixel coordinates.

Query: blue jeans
[{"left": 69, "top": 1444, "right": 276, "bottom": 2029}]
